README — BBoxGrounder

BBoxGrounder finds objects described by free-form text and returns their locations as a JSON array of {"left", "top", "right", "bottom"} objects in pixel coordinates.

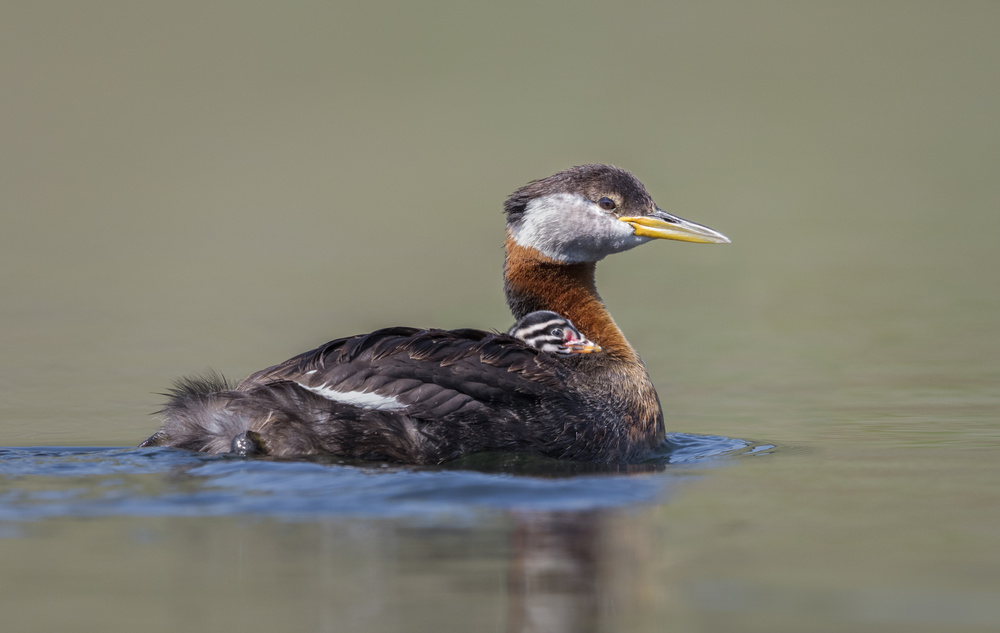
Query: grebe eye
[
  {"left": 597, "top": 197, "right": 616, "bottom": 211},
  {"left": 550, "top": 328, "right": 564, "bottom": 338}
]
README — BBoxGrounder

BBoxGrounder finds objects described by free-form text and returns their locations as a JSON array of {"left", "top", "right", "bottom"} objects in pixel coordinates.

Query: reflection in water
[
  {"left": 506, "top": 508, "right": 670, "bottom": 633},
  {"left": 0, "top": 443, "right": 755, "bottom": 631},
  {"left": 507, "top": 511, "right": 603, "bottom": 633}
]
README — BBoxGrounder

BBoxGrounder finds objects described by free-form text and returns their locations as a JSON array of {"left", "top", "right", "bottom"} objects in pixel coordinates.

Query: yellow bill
[{"left": 620, "top": 211, "right": 731, "bottom": 244}]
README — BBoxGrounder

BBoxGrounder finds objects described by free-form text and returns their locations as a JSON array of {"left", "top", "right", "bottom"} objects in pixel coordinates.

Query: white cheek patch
[
  {"left": 538, "top": 341, "right": 569, "bottom": 354},
  {"left": 510, "top": 193, "right": 650, "bottom": 263},
  {"left": 296, "top": 382, "right": 408, "bottom": 411}
]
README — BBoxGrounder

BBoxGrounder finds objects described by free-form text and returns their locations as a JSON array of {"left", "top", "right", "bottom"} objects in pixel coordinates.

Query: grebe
[
  {"left": 507, "top": 311, "right": 601, "bottom": 356},
  {"left": 199, "top": 312, "right": 597, "bottom": 458},
  {"left": 142, "top": 164, "right": 729, "bottom": 464}
]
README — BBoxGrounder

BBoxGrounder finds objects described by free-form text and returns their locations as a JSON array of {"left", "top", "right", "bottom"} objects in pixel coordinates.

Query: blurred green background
[{"left": 2, "top": 2, "right": 999, "bottom": 631}]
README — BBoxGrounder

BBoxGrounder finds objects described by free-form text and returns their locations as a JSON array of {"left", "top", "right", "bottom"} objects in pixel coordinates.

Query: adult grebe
[
  {"left": 141, "top": 164, "right": 730, "bottom": 463},
  {"left": 219, "top": 311, "right": 598, "bottom": 457}
]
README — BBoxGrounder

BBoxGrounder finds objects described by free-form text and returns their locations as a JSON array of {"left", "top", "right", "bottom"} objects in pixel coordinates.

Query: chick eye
[
  {"left": 549, "top": 328, "right": 564, "bottom": 338},
  {"left": 597, "top": 197, "right": 616, "bottom": 211}
]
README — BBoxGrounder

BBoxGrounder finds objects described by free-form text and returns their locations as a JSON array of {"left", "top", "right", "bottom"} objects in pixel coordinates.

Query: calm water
[{"left": 2, "top": 3, "right": 1000, "bottom": 632}]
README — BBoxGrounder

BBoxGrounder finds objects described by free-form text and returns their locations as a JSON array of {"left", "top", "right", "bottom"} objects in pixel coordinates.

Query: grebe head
[
  {"left": 504, "top": 164, "right": 730, "bottom": 263},
  {"left": 508, "top": 310, "right": 601, "bottom": 356}
]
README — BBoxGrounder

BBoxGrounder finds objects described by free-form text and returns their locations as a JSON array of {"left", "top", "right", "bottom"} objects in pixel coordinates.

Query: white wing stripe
[{"left": 296, "top": 382, "right": 407, "bottom": 411}]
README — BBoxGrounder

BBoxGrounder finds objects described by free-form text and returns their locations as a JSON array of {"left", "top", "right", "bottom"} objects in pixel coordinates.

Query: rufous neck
[{"left": 503, "top": 233, "right": 636, "bottom": 360}]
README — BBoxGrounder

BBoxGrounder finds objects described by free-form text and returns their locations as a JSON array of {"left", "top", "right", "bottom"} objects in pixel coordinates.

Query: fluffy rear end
[{"left": 141, "top": 372, "right": 250, "bottom": 454}]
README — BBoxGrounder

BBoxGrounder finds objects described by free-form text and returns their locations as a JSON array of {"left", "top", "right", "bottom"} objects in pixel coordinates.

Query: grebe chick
[
  {"left": 508, "top": 311, "right": 600, "bottom": 356},
  {"left": 143, "top": 164, "right": 729, "bottom": 464}
]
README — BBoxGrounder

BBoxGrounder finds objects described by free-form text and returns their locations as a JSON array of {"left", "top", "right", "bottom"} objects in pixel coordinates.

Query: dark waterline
[{"left": 0, "top": 433, "right": 771, "bottom": 525}]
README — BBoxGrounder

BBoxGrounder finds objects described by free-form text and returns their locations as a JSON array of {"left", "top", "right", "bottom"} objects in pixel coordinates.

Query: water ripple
[{"left": 0, "top": 434, "right": 770, "bottom": 523}]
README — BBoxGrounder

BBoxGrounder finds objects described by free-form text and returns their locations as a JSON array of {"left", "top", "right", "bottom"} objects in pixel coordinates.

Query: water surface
[
  {"left": 2, "top": 2, "right": 1000, "bottom": 632},
  {"left": 0, "top": 435, "right": 758, "bottom": 523}
]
